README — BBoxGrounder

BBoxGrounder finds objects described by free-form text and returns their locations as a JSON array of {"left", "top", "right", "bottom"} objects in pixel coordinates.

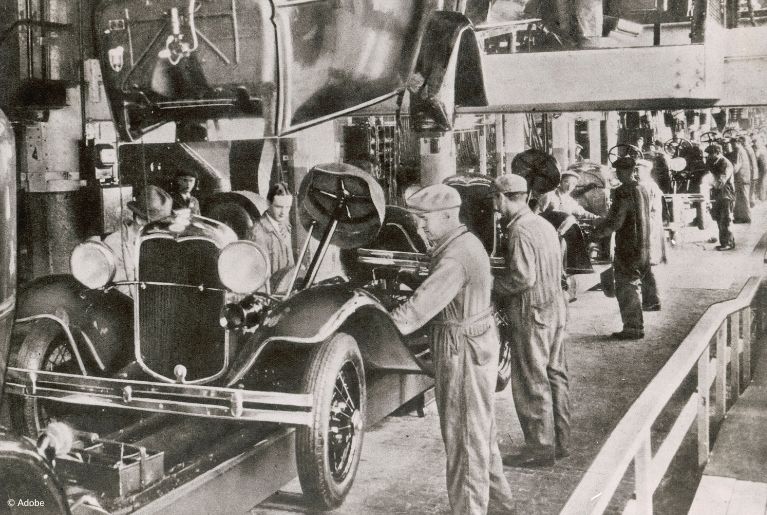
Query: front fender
[
  {"left": 225, "top": 285, "right": 423, "bottom": 386},
  {"left": 0, "top": 427, "right": 70, "bottom": 514},
  {"left": 409, "top": 11, "right": 487, "bottom": 131},
  {"left": 15, "top": 275, "right": 133, "bottom": 371}
]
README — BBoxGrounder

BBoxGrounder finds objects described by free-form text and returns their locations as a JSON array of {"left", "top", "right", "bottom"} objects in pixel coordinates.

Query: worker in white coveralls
[
  {"left": 493, "top": 174, "right": 571, "bottom": 468},
  {"left": 390, "top": 184, "right": 515, "bottom": 515}
]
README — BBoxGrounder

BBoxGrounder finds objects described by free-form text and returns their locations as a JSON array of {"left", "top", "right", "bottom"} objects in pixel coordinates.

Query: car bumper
[{"left": 5, "top": 367, "right": 313, "bottom": 426}]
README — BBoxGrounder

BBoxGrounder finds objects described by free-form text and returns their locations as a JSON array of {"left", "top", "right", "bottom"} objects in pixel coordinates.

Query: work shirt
[
  {"left": 495, "top": 206, "right": 563, "bottom": 307},
  {"left": 538, "top": 189, "right": 598, "bottom": 220},
  {"left": 391, "top": 225, "right": 492, "bottom": 335},
  {"left": 708, "top": 155, "right": 736, "bottom": 202},
  {"left": 102, "top": 219, "right": 141, "bottom": 297},
  {"left": 745, "top": 144, "right": 759, "bottom": 184},
  {"left": 596, "top": 181, "right": 651, "bottom": 270},
  {"left": 756, "top": 144, "right": 767, "bottom": 180},
  {"left": 728, "top": 145, "right": 752, "bottom": 185},
  {"left": 250, "top": 212, "right": 295, "bottom": 279},
  {"left": 639, "top": 178, "right": 666, "bottom": 265}
]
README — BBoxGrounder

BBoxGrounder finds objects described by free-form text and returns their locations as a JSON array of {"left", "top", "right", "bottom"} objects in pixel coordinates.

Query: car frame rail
[{"left": 5, "top": 367, "right": 313, "bottom": 426}]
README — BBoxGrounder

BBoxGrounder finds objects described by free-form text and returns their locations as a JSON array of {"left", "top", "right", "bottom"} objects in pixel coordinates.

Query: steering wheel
[
  {"left": 608, "top": 144, "right": 643, "bottom": 165},
  {"left": 700, "top": 131, "right": 720, "bottom": 145},
  {"left": 663, "top": 138, "right": 693, "bottom": 157}
]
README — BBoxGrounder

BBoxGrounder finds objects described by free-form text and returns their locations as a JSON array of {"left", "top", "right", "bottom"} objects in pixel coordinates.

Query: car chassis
[{"left": 5, "top": 164, "right": 441, "bottom": 509}]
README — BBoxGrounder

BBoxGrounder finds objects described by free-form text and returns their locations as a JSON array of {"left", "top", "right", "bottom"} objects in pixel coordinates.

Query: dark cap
[
  {"left": 128, "top": 185, "right": 173, "bottom": 222},
  {"left": 174, "top": 168, "right": 198, "bottom": 180},
  {"left": 705, "top": 143, "right": 722, "bottom": 154},
  {"left": 613, "top": 156, "right": 636, "bottom": 170}
]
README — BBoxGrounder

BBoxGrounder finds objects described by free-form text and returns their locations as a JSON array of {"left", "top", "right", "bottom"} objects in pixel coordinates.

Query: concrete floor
[{"left": 252, "top": 203, "right": 767, "bottom": 515}]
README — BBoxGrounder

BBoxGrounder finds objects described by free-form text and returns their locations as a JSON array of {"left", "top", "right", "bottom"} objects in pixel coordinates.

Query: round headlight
[
  {"left": 218, "top": 241, "right": 270, "bottom": 294},
  {"left": 70, "top": 241, "right": 116, "bottom": 289}
]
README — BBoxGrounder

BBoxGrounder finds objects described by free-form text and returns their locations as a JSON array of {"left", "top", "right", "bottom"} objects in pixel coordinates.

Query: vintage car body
[
  {"left": 0, "top": 110, "right": 15, "bottom": 396},
  {"left": 5, "top": 164, "right": 435, "bottom": 509},
  {"left": 94, "top": 0, "right": 489, "bottom": 140},
  {"left": 0, "top": 427, "right": 71, "bottom": 515}
]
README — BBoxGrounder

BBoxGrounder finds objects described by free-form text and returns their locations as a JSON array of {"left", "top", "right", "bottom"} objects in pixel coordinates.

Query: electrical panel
[
  {"left": 19, "top": 122, "right": 82, "bottom": 192},
  {"left": 343, "top": 120, "right": 400, "bottom": 203}
]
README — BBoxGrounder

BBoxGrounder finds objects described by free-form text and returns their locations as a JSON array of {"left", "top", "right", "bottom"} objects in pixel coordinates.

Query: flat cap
[
  {"left": 613, "top": 156, "right": 636, "bottom": 170},
  {"left": 494, "top": 174, "right": 528, "bottom": 194},
  {"left": 406, "top": 184, "right": 461, "bottom": 213}
]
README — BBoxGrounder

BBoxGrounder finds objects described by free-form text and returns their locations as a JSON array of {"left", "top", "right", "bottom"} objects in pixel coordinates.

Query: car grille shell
[{"left": 137, "top": 236, "right": 227, "bottom": 382}]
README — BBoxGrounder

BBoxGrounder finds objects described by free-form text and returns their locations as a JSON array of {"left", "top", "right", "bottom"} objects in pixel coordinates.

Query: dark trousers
[
  {"left": 641, "top": 266, "right": 660, "bottom": 308},
  {"left": 711, "top": 198, "right": 735, "bottom": 247},
  {"left": 614, "top": 261, "right": 654, "bottom": 334},
  {"left": 734, "top": 181, "right": 751, "bottom": 223}
]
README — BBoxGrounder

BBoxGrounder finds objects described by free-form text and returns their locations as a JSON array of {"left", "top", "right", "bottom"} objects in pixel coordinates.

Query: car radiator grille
[{"left": 138, "top": 238, "right": 226, "bottom": 381}]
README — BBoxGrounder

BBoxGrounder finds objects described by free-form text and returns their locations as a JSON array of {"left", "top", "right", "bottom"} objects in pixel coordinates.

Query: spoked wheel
[
  {"left": 700, "top": 131, "right": 720, "bottom": 145},
  {"left": 8, "top": 320, "right": 82, "bottom": 437},
  {"left": 663, "top": 138, "right": 692, "bottom": 157},
  {"left": 296, "top": 333, "right": 366, "bottom": 510},
  {"left": 496, "top": 337, "right": 512, "bottom": 392},
  {"left": 608, "top": 144, "right": 643, "bottom": 165}
]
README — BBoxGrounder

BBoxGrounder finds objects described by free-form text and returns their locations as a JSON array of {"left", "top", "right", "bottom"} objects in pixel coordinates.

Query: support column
[
  {"left": 495, "top": 115, "right": 505, "bottom": 177},
  {"left": 587, "top": 119, "right": 601, "bottom": 163},
  {"left": 551, "top": 114, "right": 572, "bottom": 169},
  {"left": 419, "top": 131, "right": 456, "bottom": 186},
  {"left": 606, "top": 111, "right": 620, "bottom": 164},
  {"left": 503, "top": 113, "right": 526, "bottom": 174}
]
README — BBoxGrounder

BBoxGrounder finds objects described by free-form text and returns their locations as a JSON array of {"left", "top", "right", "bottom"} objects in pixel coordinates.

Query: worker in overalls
[
  {"left": 390, "top": 184, "right": 515, "bottom": 515},
  {"left": 493, "top": 174, "right": 571, "bottom": 468}
]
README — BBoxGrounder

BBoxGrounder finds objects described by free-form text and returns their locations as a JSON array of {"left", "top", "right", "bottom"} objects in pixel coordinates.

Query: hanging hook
[{"left": 158, "top": 1, "right": 200, "bottom": 65}]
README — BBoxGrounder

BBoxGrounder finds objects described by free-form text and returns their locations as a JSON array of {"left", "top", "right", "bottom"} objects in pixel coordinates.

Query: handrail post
[
  {"left": 697, "top": 350, "right": 710, "bottom": 467},
  {"left": 743, "top": 307, "right": 752, "bottom": 384},
  {"left": 757, "top": 292, "right": 764, "bottom": 345},
  {"left": 730, "top": 312, "right": 741, "bottom": 399},
  {"left": 634, "top": 428, "right": 653, "bottom": 514},
  {"left": 715, "top": 323, "right": 727, "bottom": 421}
]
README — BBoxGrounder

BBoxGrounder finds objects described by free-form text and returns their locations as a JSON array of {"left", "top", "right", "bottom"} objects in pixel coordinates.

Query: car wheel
[
  {"left": 496, "top": 337, "right": 512, "bottom": 392},
  {"left": 295, "top": 332, "right": 366, "bottom": 510},
  {"left": 0, "top": 432, "right": 69, "bottom": 515},
  {"left": 8, "top": 320, "right": 81, "bottom": 438}
]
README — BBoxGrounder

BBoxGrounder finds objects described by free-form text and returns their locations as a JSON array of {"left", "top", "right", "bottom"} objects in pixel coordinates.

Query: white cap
[
  {"left": 406, "top": 184, "right": 462, "bottom": 212},
  {"left": 494, "top": 174, "right": 528, "bottom": 194}
]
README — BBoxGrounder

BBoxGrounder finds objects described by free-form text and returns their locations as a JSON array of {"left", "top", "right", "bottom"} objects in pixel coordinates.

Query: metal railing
[{"left": 561, "top": 275, "right": 764, "bottom": 515}]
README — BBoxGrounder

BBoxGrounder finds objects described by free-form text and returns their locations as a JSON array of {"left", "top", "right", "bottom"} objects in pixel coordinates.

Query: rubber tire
[
  {"left": 295, "top": 333, "right": 366, "bottom": 510},
  {"left": 8, "top": 320, "right": 73, "bottom": 438}
]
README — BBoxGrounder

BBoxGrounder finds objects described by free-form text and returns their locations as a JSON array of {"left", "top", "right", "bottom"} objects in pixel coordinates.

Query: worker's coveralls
[
  {"left": 755, "top": 142, "right": 767, "bottom": 201},
  {"left": 728, "top": 144, "right": 752, "bottom": 223},
  {"left": 391, "top": 225, "right": 514, "bottom": 515},
  {"left": 495, "top": 207, "right": 570, "bottom": 456}
]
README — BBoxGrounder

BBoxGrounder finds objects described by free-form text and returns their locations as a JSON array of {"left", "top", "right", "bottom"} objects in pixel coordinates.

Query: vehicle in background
[
  {"left": 0, "top": 110, "right": 75, "bottom": 515},
  {"left": 95, "top": 0, "right": 490, "bottom": 141}
]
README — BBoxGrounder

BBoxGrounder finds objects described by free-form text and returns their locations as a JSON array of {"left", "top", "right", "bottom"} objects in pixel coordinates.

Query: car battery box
[{"left": 57, "top": 440, "right": 164, "bottom": 497}]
